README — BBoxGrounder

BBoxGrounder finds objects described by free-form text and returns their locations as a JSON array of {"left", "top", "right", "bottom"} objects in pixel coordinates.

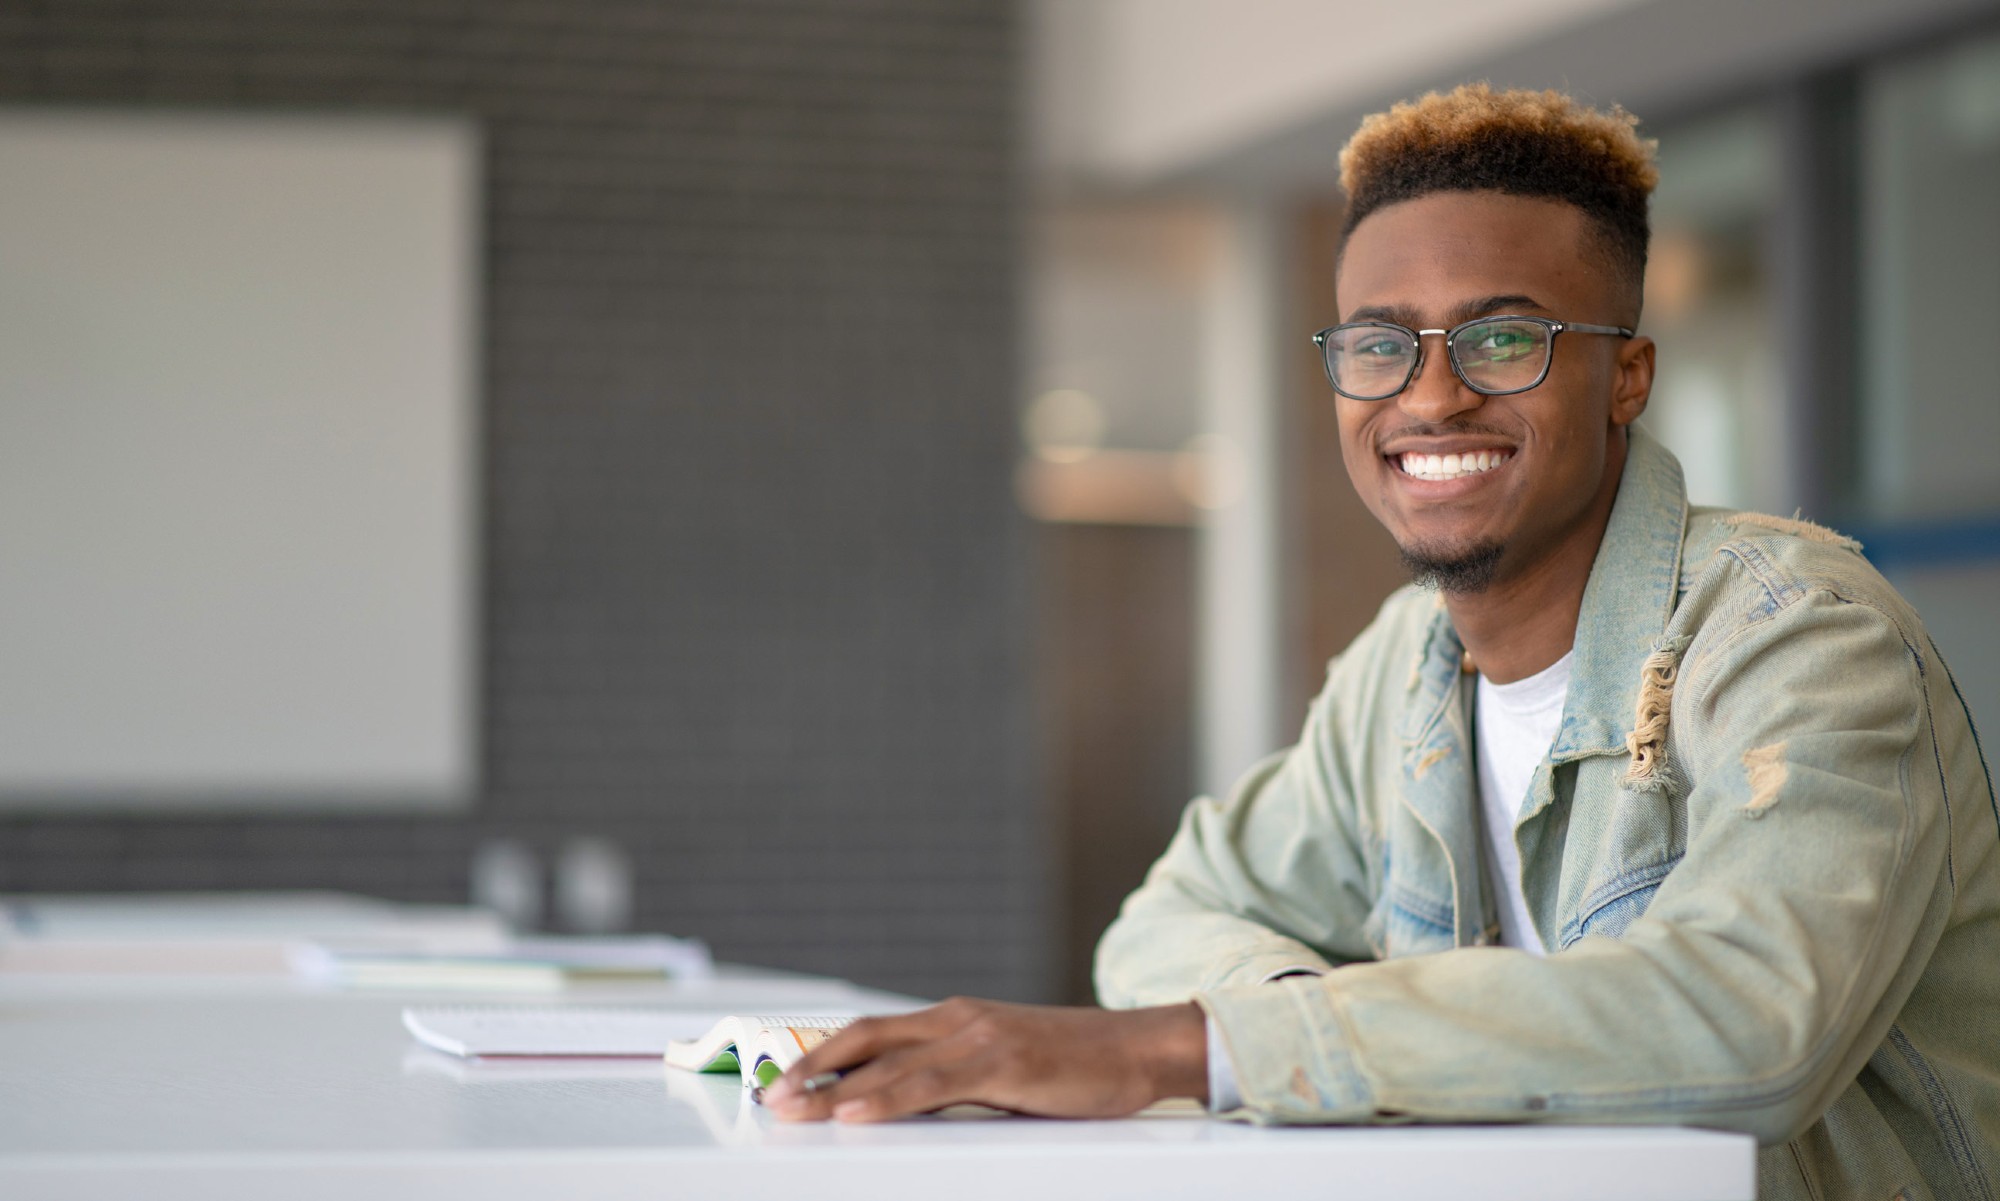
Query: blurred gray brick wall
[{"left": 0, "top": 0, "right": 1047, "bottom": 1002}]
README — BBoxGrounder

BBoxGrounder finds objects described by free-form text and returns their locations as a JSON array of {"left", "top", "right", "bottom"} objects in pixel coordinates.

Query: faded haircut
[{"left": 1339, "top": 83, "right": 1659, "bottom": 316}]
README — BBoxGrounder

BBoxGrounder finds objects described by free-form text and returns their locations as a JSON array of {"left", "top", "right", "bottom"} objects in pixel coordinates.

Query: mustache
[{"left": 1374, "top": 420, "right": 1515, "bottom": 453}]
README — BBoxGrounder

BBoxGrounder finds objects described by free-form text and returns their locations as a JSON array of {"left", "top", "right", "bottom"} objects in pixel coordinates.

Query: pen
[{"left": 752, "top": 1069, "right": 846, "bottom": 1106}]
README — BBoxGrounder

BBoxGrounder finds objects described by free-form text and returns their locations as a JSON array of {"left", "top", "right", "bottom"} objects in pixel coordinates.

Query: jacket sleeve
[
  {"left": 1094, "top": 658, "right": 1384, "bottom": 1009},
  {"left": 1192, "top": 587, "right": 1954, "bottom": 1144}
]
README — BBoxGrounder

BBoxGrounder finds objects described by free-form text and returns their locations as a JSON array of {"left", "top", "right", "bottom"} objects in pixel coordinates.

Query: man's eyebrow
[
  {"left": 1344, "top": 302, "right": 1423, "bottom": 325},
  {"left": 1451, "top": 294, "right": 1547, "bottom": 323},
  {"left": 1343, "top": 294, "right": 1549, "bottom": 326}
]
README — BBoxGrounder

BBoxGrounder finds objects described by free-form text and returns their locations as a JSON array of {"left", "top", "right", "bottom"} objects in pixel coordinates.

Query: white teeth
[{"left": 1399, "top": 449, "right": 1512, "bottom": 481}]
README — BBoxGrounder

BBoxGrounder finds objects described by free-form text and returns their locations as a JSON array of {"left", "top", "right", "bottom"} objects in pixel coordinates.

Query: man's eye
[
  {"left": 1355, "top": 339, "right": 1407, "bottom": 358},
  {"left": 1467, "top": 326, "right": 1540, "bottom": 360}
]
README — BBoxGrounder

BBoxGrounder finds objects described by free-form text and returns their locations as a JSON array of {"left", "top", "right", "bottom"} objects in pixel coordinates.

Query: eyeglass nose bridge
[{"left": 1402, "top": 328, "right": 1457, "bottom": 395}]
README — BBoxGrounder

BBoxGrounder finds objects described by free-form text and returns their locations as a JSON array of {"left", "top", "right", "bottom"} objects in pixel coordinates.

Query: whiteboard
[{"left": 0, "top": 110, "right": 480, "bottom": 811}]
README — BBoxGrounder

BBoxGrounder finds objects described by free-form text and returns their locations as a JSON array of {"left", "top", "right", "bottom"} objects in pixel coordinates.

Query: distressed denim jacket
[{"left": 1096, "top": 430, "right": 1999, "bottom": 1201}]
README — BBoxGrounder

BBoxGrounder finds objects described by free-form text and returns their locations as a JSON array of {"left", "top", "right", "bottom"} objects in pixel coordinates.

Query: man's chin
[{"left": 1398, "top": 539, "right": 1505, "bottom": 595}]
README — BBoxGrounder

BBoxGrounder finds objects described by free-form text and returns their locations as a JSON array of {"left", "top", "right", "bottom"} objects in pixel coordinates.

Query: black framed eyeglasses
[{"left": 1310, "top": 315, "right": 1634, "bottom": 401}]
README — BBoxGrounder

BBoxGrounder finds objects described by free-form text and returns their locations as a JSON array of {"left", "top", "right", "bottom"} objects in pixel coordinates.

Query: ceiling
[{"left": 1027, "top": 0, "right": 2000, "bottom": 195}]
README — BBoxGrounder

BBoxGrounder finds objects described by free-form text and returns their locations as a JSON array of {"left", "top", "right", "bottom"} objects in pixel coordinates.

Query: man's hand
[{"left": 760, "top": 997, "right": 1208, "bottom": 1123}]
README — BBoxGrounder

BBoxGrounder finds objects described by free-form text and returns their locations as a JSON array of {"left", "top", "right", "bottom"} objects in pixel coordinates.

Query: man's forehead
[{"left": 1335, "top": 191, "right": 1602, "bottom": 320}]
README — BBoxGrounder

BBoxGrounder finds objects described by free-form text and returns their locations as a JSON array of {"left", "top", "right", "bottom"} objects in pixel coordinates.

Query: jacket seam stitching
[
  {"left": 1933, "top": 636, "right": 2000, "bottom": 840},
  {"left": 1785, "top": 1139, "right": 1824, "bottom": 1201},
  {"left": 1716, "top": 541, "right": 1790, "bottom": 610},
  {"left": 1887, "top": 1024, "right": 1996, "bottom": 1201},
  {"left": 1676, "top": 550, "right": 1796, "bottom": 706},
  {"left": 1915, "top": 652, "right": 1958, "bottom": 891}
]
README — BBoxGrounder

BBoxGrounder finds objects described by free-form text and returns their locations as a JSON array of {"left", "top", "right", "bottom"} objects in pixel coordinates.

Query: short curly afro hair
[{"left": 1339, "top": 83, "right": 1659, "bottom": 312}]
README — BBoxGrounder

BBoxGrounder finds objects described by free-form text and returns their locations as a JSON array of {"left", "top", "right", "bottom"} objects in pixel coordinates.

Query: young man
[{"left": 766, "top": 85, "right": 2000, "bottom": 1199}]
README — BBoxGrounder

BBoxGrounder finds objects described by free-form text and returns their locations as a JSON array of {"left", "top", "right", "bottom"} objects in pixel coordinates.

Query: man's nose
[{"left": 1397, "top": 336, "right": 1485, "bottom": 425}]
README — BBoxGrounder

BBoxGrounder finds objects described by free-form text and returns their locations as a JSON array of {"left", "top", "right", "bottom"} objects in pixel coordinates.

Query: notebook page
[{"left": 403, "top": 1006, "right": 728, "bottom": 1057}]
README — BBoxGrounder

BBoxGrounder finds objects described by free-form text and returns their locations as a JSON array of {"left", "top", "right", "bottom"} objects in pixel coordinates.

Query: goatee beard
[{"left": 1399, "top": 539, "right": 1504, "bottom": 594}]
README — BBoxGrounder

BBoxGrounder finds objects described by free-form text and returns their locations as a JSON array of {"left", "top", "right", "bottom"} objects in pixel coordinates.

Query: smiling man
[{"left": 766, "top": 85, "right": 2000, "bottom": 1200}]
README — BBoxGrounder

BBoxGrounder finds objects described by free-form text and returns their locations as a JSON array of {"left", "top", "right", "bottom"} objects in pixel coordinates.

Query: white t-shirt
[{"left": 1474, "top": 651, "right": 1571, "bottom": 956}]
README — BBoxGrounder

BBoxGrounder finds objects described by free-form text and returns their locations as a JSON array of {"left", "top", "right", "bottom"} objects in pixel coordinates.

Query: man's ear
[{"left": 1609, "top": 335, "right": 1655, "bottom": 429}]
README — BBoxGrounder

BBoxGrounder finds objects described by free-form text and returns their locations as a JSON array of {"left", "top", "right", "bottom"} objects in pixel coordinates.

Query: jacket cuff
[{"left": 1195, "top": 974, "right": 1375, "bottom": 1122}]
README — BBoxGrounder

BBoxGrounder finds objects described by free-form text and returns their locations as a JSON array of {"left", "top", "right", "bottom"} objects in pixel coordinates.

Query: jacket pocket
[
  {"left": 1361, "top": 879, "right": 1456, "bottom": 959},
  {"left": 1556, "top": 855, "right": 1681, "bottom": 950}
]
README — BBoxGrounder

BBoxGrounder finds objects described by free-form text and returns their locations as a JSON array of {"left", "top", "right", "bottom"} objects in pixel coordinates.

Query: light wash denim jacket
[{"left": 1097, "top": 430, "right": 1999, "bottom": 1201}]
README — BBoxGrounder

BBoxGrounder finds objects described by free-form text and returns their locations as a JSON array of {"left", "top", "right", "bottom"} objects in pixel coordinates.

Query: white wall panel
[{"left": 0, "top": 111, "right": 480, "bottom": 810}]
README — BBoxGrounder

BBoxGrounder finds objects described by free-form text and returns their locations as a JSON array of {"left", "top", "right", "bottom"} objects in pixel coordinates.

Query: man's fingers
[
  {"left": 826, "top": 1045, "right": 993, "bottom": 1123},
  {"left": 769, "top": 1040, "right": 987, "bottom": 1123},
  {"left": 767, "top": 1002, "right": 978, "bottom": 1107},
  {"left": 788, "top": 1013, "right": 919, "bottom": 1075}
]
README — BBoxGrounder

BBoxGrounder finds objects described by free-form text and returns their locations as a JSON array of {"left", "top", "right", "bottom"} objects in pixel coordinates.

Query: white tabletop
[{"left": 0, "top": 969, "right": 1758, "bottom": 1201}]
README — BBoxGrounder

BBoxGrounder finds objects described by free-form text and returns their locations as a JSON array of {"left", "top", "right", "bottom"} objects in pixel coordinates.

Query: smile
[{"left": 1396, "top": 449, "right": 1514, "bottom": 482}]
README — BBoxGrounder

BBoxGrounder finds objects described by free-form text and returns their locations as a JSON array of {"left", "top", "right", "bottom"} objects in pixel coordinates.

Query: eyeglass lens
[{"left": 1324, "top": 319, "right": 1552, "bottom": 399}]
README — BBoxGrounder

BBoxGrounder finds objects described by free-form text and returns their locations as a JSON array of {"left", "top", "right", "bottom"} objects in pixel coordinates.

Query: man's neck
[
  {"left": 1446, "top": 442, "right": 1628, "bottom": 685},
  {"left": 1446, "top": 552, "right": 1590, "bottom": 684}
]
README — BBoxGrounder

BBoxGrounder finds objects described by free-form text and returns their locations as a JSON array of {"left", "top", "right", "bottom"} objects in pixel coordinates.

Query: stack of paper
[
  {"left": 0, "top": 891, "right": 509, "bottom": 976},
  {"left": 293, "top": 934, "right": 715, "bottom": 992}
]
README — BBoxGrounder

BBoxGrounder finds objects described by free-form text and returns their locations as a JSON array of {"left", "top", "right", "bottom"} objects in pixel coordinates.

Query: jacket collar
[{"left": 1552, "top": 426, "right": 1689, "bottom": 761}]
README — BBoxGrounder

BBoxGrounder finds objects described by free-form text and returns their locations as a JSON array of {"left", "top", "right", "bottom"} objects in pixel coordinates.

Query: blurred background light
[{"left": 1025, "top": 388, "right": 1109, "bottom": 463}]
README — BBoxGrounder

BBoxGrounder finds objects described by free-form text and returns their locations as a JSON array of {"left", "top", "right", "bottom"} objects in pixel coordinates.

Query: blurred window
[
  {"left": 1854, "top": 23, "right": 2000, "bottom": 743},
  {"left": 1857, "top": 25, "right": 2000, "bottom": 521},
  {"left": 1641, "top": 105, "right": 1782, "bottom": 514}
]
